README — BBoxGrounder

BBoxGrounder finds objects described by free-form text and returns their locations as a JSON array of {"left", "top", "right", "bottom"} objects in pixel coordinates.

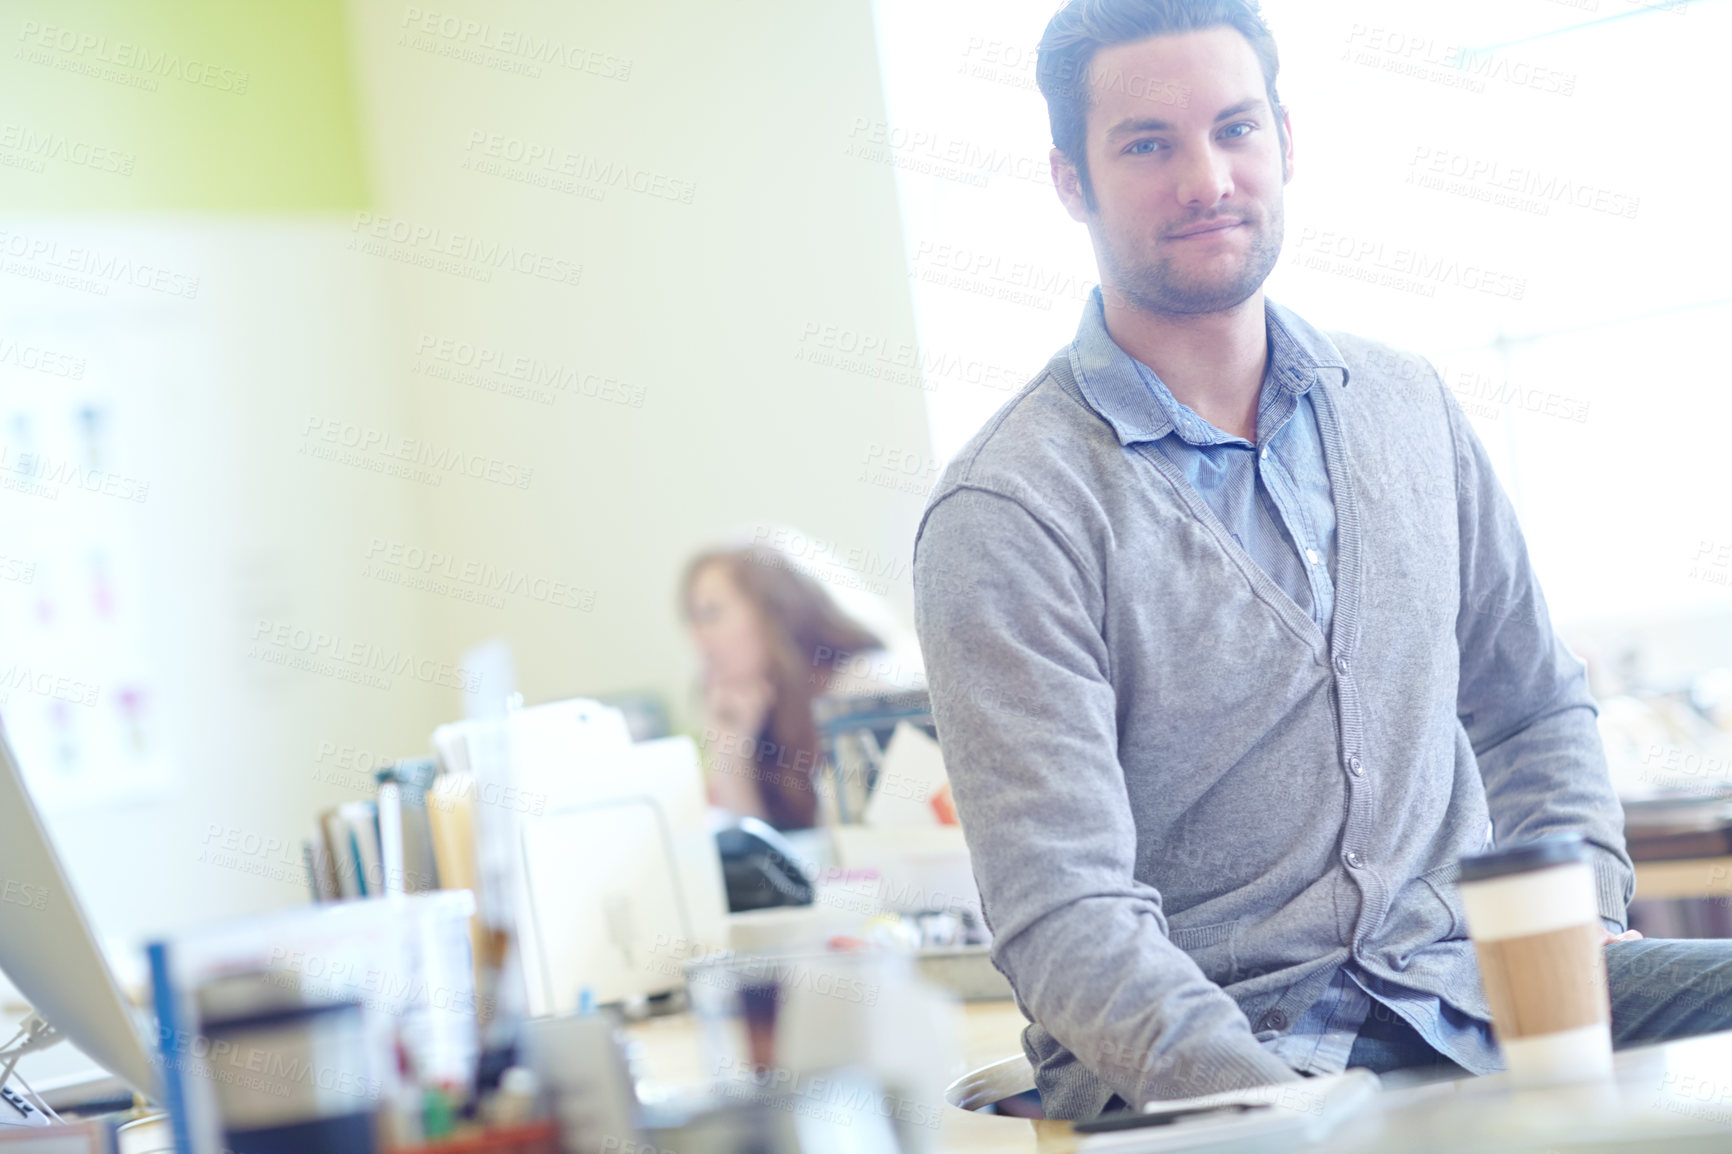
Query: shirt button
[
  {"left": 1348, "top": 755, "right": 1364, "bottom": 776},
  {"left": 1260, "top": 447, "right": 1269, "bottom": 461},
  {"left": 1346, "top": 851, "right": 1365, "bottom": 869},
  {"left": 1260, "top": 1010, "right": 1288, "bottom": 1031},
  {"left": 1306, "top": 548, "right": 1320, "bottom": 565},
  {"left": 1334, "top": 654, "right": 1349, "bottom": 675}
]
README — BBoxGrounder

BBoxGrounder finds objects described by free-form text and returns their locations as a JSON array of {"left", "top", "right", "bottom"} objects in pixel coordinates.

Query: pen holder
[{"left": 385, "top": 1120, "right": 559, "bottom": 1154}]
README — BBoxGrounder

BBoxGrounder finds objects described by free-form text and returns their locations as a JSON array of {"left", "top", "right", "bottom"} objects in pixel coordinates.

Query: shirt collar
[{"left": 1066, "top": 286, "right": 1351, "bottom": 447}]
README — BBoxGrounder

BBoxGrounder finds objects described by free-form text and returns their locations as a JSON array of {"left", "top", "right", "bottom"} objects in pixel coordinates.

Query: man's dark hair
[{"left": 1036, "top": 0, "right": 1285, "bottom": 211}]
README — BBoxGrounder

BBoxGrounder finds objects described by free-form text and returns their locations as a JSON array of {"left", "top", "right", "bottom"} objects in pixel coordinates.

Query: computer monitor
[{"left": 0, "top": 716, "right": 159, "bottom": 1098}]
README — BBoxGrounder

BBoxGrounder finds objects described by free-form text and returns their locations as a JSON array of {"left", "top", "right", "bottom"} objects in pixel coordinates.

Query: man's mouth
[{"left": 1168, "top": 218, "right": 1244, "bottom": 240}]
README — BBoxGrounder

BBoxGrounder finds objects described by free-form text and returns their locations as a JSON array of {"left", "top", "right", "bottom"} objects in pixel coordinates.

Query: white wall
[
  {"left": 344, "top": 0, "right": 934, "bottom": 722},
  {"left": 2, "top": 0, "right": 932, "bottom": 972},
  {"left": 0, "top": 223, "right": 450, "bottom": 969}
]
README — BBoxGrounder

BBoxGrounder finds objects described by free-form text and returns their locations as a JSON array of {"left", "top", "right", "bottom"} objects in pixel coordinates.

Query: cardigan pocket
[
  {"left": 1418, "top": 862, "right": 1466, "bottom": 941},
  {"left": 1383, "top": 862, "right": 1468, "bottom": 971},
  {"left": 1167, "top": 920, "right": 1239, "bottom": 985}
]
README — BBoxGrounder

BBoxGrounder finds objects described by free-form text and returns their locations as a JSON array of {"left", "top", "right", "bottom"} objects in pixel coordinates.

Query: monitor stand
[{"left": 0, "top": 1011, "right": 65, "bottom": 1127}]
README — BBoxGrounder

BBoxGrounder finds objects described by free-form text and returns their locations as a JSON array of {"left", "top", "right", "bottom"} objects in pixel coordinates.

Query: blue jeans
[{"left": 1346, "top": 937, "right": 1732, "bottom": 1075}]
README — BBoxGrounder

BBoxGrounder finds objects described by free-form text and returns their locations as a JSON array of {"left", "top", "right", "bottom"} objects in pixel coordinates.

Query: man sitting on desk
[{"left": 912, "top": 0, "right": 1732, "bottom": 1121}]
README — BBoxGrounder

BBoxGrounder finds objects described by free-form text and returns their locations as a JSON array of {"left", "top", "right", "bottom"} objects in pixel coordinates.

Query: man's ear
[
  {"left": 1051, "top": 147, "right": 1090, "bottom": 222},
  {"left": 1279, "top": 104, "right": 1295, "bottom": 185}
]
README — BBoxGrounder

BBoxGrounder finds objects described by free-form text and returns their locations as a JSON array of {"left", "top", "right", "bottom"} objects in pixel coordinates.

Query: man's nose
[{"left": 1175, "top": 143, "right": 1233, "bottom": 209}]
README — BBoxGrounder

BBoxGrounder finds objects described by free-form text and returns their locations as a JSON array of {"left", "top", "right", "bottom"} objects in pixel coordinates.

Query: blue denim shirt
[{"left": 1078, "top": 288, "right": 1619, "bottom": 1077}]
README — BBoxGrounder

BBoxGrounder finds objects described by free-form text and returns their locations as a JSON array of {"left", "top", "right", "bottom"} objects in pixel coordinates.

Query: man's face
[{"left": 1054, "top": 27, "right": 1293, "bottom": 317}]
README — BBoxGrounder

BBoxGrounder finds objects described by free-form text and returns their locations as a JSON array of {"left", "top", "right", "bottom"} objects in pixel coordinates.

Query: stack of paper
[{"left": 863, "top": 722, "right": 955, "bottom": 828}]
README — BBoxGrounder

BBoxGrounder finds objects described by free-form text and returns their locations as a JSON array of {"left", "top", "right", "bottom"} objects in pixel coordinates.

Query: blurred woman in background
[{"left": 681, "top": 542, "right": 898, "bottom": 830}]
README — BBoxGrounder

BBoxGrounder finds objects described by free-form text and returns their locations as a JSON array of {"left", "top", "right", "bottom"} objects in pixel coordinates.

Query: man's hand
[{"left": 1600, "top": 928, "right": 1644, "bottom": 946}]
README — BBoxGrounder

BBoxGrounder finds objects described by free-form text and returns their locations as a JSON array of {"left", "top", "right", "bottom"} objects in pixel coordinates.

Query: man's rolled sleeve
[
  {"left": 913, "top": 484, "right": 1299, "bottom": 1108},
  {"left": 1444, "top": 386, "right": 1635, "bottom": 925}
]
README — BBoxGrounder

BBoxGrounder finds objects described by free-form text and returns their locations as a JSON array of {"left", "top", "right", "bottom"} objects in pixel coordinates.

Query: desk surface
[
  {"left": 625, "top": 997, "right": 1065, "bottom": 1153},
  {"left": 624, "top": 1000, "right": 1732, "bottom": 1153}
]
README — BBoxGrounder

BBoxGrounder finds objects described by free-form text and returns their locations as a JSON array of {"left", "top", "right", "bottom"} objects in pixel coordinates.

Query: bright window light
[{"left": 870, "top": 0, "right": 1731, "bottom": 632}]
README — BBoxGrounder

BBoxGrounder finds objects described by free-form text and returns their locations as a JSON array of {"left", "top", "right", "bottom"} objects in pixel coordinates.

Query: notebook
[{"left": 1077, "top": 1068, "right": 1380, "bottom": 1151}]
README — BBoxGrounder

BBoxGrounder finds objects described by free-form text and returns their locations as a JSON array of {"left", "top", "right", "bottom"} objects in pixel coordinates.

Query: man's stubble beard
[{"left": 1097, "top": 199, "right": 1284, "bottom": 318}]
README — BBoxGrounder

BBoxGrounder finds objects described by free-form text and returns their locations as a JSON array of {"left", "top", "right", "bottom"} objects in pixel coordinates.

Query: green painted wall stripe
[{"left": 1, "top": 1, "right": 369, "bottom": 211}]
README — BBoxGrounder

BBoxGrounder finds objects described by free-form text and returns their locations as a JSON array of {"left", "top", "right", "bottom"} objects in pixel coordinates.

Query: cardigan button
[
  {"left": 1348, "top": 755, "right": 1364, "bottom": 776},
  {"left": 1261, "top": 1010, "right": 1289, "bottom": 1031},
  {"left": 1334, "top": 654, "right": 1350, "bottom": 675},
  {"left": 1346, "top": 851, "right": 1365, "bottom": 869}
]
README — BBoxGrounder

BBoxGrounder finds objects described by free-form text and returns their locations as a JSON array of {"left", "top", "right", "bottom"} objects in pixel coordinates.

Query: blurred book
[
  {"left": 377, "top": 758, "right": 440, "bottom": 894},
  {"left": 318, "top": 803, "right": 381, "bottom": 897}
]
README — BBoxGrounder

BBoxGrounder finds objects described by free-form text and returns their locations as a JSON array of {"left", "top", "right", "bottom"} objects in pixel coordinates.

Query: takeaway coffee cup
[{"left": 1457, "top": 832, "right": 1613, "bottom": 1086}]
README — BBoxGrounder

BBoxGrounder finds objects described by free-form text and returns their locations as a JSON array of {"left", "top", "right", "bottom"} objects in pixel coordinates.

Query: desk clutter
[
  {"left": 1596, "top": 681, "right": 1732, "bottom": 941},
  {"left": 1622, "top": 796, "right": 1732, "bottom": 938},
  {"left": 137, "top": 695, "right": 981, "bottom": 1153}
]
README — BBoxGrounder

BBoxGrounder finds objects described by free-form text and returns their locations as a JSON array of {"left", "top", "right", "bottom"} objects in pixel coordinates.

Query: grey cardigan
[{"left": 910, "top": 303, "right": 1633, "bottom": 1118}]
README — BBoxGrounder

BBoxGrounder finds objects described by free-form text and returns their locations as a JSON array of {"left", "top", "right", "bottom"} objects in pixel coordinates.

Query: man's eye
[
  {"left": 1220, "top": 122, "right": 1255, "bottom": 140},
  {"left": 1125, "top": 139, "right": 1165, "bottom": 156}
]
